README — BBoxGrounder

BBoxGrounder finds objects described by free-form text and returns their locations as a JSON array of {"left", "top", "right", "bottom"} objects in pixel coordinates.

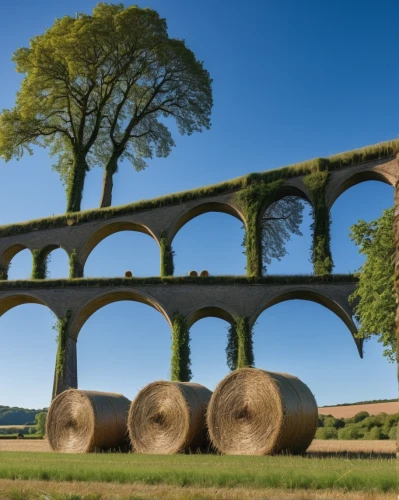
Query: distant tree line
[
  {"left": 316, "top": 411, "right": 398, "bottom": 440},
  {"left": 0, "top": 405, "right": 47, "bottom": 426}
]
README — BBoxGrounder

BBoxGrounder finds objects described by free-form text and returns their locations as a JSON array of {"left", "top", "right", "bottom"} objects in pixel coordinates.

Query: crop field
[
  {"left": 0, "top": 440, "right": 396, "bottom": 500},
  {"left": 319, "top": 402, "right": 398, "bottom": 418}
]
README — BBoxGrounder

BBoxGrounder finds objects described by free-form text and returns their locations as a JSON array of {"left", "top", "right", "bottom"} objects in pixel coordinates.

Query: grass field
[
  {"left": 0, "top": 438, "right": 395, "bottom": 455},
  {"left": 0, "top": 450, "right": 396, "bottom": 495},
  {"left": 0, "top": 440, "right": 396, "bottom": 499},
  {"left": 0, "top": 479, "right": 395, "bottom": 500}
]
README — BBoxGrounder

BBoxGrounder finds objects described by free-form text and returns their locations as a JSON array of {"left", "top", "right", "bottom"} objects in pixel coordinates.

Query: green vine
[
  {"left": 236, "top": 180, "right": 283, "bottom": 277},
  {"left": 0, "top": 264, "right": 8, "bottom": 280},
  {"left": 226, "top": 316, "right": 254, "bottom": 369},
  {"left": 53, "top": 310, "right": 71, "bottom": 393},
  {"left": 31, "top": 250, "right": 48, "bottom": 279},
  {"left": 171, "top": 312, "right": 192, "bottom": 382},
  {"left": 160, "top": 231, "right": 175, "bottom": 277},
  {"left": 303, "top": 166, "right": 333, "bottom": 275},
  {"left": 69, "top": 248, "right": 83, "bottom": 278}
]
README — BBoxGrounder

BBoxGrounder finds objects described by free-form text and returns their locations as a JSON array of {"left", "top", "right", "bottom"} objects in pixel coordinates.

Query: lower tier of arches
[{"left": 0, "top": 280, "right": 362, "bottom": 401}]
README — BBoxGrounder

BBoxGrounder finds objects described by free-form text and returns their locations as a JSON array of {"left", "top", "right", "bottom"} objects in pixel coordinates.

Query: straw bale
[
  {"left": 128, "top": 381, "right": 212, "bottom": 454},
  {"left": 46, "top": 389, "right": 131, "bottom": 453},
  {"left": 189, "top": 270, "right": 198, "bottom": 277},
  {"left": 200, "top": 270, "right": 209, "bottom": 277},
  {"left": 125, "top": 271, "right": 133, "bottom": 278},
  {"left": 207, "top": 368, "right": 318, "bottom": 455}
]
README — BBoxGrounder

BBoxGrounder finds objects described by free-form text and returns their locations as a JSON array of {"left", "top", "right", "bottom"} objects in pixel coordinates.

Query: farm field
[
  {"left": 319, "top": 402, "right": 398, "bottom": 418},
  {"left": 0, "top": 425, "right": 26, "bottom": 429},
  {"left": 0, "top": 438, "right": 396, "bottom": 455},
  {"left": 0, "top": 478, "right": 395, "bottom": 500},
  {"left": 0, "top": 444, "right": 396, "bottom": 499}
]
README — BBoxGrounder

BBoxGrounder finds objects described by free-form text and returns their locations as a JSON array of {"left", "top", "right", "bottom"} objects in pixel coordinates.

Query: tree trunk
[
  {"left": 66, "top": 154, "right": 89, "bottom": 213},
  {"left": 100, "top": 156, "right": 119, "bottom": 208}
]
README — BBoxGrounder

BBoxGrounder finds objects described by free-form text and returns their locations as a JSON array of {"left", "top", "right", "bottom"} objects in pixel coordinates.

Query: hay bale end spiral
[
  {"left": 207, "top": 368, "right": 318, "bottom": 455},
  {"left": 128, "top": 381, "right": 212, "bottom": 454},
  {"left": 46, "top": 389, "right": 131, "bottom": 453}
]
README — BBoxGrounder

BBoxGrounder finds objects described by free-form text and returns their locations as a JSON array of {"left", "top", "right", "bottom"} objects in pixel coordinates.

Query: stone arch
[
  {"left": 187, "top": 306, "right": 236, "bottom": 328},
  {"left": 266, "top": 182, "right": 314, "bottom": 213},
  {"left": 38, "top": 244, "right": 68, "bottom": 260},
  {"left": 250, "top": 289, "right": 362, "bottom": 357},
  {"left": 78, "top": 221, "right": 159, "bottom": 270},
  {"left": 169, "top": 201, "right": 246, "bottom": 243},
  {"left": 0, "top": 293, "right": 56, "bottom": 317},
  {"left": 327, "top": 169, "right": 394, "bottom": 209},
  {"left": 69, "top": 289, "right": 172, "bottom": 340},
  {"left": 0, "top": 244, "right": 31, "bottom": 268},
  {"left": 36, "top": 244, "right": 71, "bottom": 278}
]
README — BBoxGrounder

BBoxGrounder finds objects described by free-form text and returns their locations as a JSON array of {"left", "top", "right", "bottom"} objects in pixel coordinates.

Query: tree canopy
[
  {"left": 0, "top": 3, "right": 213, "bottom": 212},
  {"left": 349, "top": 207, "right": 395, "bottom": 361}
]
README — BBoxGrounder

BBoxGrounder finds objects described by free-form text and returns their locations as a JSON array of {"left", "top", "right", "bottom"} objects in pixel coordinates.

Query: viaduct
[{"left": 0, "top": 139, "right": 398, "bottom": 399}]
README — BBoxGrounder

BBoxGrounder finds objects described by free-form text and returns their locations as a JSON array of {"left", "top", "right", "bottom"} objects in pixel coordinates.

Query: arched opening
[
  {"left": 83, "top": 228, "right": 159, "bottom": 278},
  {"left": 330, "top": 180, "right": 393, "bottom": 274},
  {"left": 189, "top": 316, "right": 233, "bottom": 391},
  {"left": 40, "top": 245, "right": 70, "bottom": 279},
  {"left": 253, "top": 299, "right": 396, "bottom": 406},
  {"left": 260, "top": 196, "right": 313, "bottom": 274},
  {"left": 172, "top": 212, "right": 246, "bottom": 276},
  {"left": 6, "top": 246, "right": 32, "bottom": 280},
  {"left": 0, "top": 302, "right": 56, "bottom": 408},
  {"left": 77, "top": 300, "right": 171, "bottom": 399}
]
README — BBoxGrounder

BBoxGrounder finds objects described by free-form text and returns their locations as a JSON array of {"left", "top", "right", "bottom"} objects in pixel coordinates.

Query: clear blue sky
[{"left": 0, "top": 0, "right": 398, "bottom": 409}]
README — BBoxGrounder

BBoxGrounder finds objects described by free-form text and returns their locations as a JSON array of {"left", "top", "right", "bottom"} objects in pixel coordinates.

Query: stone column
[
  {"left": 245, "top": 222, "right": 262, "bottom": 278},
  {"left": 31, "top": 250, "right": 47, "bottom": 279},
  {"left": 69, "top": 251, "right": 84, "bottom": 278},
  {"left": 52, "top": 335, "right": 78, "bottom": 399},
  {"left": 236, "top": 316, "right": 254, "bottom": 368},
  {"left": 170, "top": 313, "right": 192, "bottom": 382},
  {"left": 160, "top": 231, "right": 174, "bottom": 277},
  {"left": 312, "top": 203, "right": 333, "bottom": 275},
  {"left": 0, "top": 263, "right": 7, "bottom": 280}
]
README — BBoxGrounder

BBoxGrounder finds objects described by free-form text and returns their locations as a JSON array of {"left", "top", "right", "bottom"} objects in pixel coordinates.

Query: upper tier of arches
[{"left": 0, "top": 156, "right": 396, "bottom": 280}]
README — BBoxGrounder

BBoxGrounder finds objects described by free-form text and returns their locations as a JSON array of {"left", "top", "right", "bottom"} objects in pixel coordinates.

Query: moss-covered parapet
[
  {"left": 0, "top": 139, "right": 397, "bottom": 238},
  {"left": 0, "top": 274, "right": 357, "bottom": 291}
]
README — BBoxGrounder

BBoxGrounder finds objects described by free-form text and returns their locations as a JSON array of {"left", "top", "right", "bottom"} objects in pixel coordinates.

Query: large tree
[
  {"left": 261, "top": 197, "right": 305, "bottom": 272},
  {"left": 349, "top": 207, "right": 395, "bottom": 361},
  {"left": 0, "top": 3, "right": 212, "bottom": 212}
]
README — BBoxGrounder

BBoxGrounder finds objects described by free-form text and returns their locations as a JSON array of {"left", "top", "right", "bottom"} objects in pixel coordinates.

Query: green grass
[
  {"left": 0, "top": 273, "right": 357, "bottom": 290},
  {"left": 0, "top": 452, "right": 396, "bottom": 493},
  {"left": 0, "top": 138, "right": 397, "bottom": 238}
]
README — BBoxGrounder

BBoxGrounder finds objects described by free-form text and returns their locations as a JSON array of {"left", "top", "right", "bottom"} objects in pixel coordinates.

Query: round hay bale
[
  {"left": 46, "top": 389, "right": 131, "bottom": 453},
  {"left": 200, "top": 270, "right": 209, "bottom": 277},
  {"left": 128, "top": 381, "right": 212, "bottom": 454},
  {"left": 207, "top": 368, "right": 318, "bottom": 455},
  {"left": 125, "top": 271, "right": 133, "bottom": 278},
  {"left": 189, "top": 270, "right": 198, "bottom": 277}
]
